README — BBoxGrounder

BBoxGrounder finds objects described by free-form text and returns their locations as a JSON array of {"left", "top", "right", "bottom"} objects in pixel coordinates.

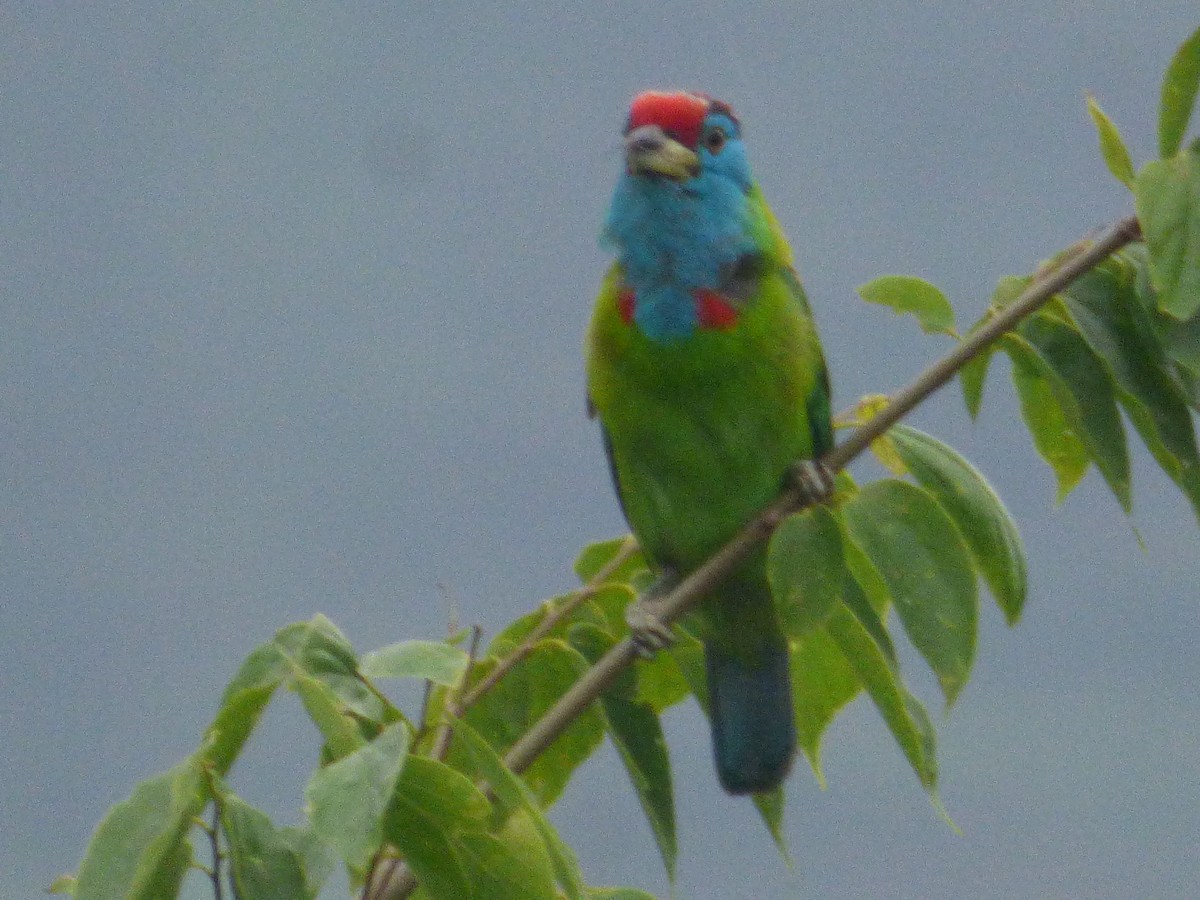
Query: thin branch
[
  {"left": 457, "top": 535, "right": 640, "bottom": 712},
  {"left": 202, "top": 783, "right": 227, "bottom": 900},
  {"left": 375, "top": 214, "right": 1141, "bottom": 900},
  {"left": 430, "top": 625, "right": 484, "bottom": 761},
  {"left": 823, "top": 216, "right": 1141, "bottom": 471},
  {"left": 363, "top": 852, "right": 406, "bottom": 900}
]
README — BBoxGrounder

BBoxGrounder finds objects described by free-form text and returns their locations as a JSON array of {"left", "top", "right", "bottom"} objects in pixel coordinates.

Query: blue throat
[{"left": 603, "top": 172, "right": 754, "bottom": 342}]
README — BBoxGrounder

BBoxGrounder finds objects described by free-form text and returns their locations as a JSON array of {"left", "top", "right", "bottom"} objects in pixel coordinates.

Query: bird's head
[
  {"left": 621, "top": 91, "right": 752, "bottom": 192},
  {"left": 605, "top": 90, "right": 759, "bottom": 264},
  {"left": 604, "top": 91, "right": 776, "bottom": 339}
]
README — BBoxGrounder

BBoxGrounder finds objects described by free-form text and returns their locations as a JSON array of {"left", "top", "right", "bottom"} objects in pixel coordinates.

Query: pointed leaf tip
[
  {"left": 1159, "top": 25, "right": 1200, "bottom": 159},
  {"left": 1086, "top": 96, "right": 1136, "bottom": 188}
]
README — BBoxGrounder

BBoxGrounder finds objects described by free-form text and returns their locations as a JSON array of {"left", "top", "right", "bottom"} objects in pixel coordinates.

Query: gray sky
[{"left": 4, "top": 3, "right": 1198, "bottom": 898}]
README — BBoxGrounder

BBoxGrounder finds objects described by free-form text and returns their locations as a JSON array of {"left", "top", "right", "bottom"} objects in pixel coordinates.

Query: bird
[{"left": 585, "top": 90, "right": 833, "bottom": 795}]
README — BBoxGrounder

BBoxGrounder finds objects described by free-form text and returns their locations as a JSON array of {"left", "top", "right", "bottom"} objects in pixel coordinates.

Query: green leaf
[
  {"left": 204, "top": 642, "right": 289, "bottom": 775},
  {"left": 841, "top": 480, "right": 978, "bottom": 706},
  {"left": 752, "top": 787, "right": 791, "bottom": 864},
  {"left": 839, "top": 566, "right": 898, "bottom": 666},
  {"left": 220, "top": 791, "right": 334, "bottom": 900},
  {"left": 585, "top": 889, "right": 660, "bottom": 900},
  {"left": 293, "top": 671, "right": 369, "bottom": 760},
  {"left": 840, "top": 533, "right": 892, "bottom": 624},
  {"left": 858, "top": 275, "right": 957, "bottom": 335},
  {"left": 1131, "top": 241, "right": 1200, "bottom": 355},
  {"left": 1126, "top": 243, "right": 1200, "bottom": 383},
  {"left": 1087, "top": 96, "right": 1136, "bottom": 188},
  {"left": 573, "top": 536, "right": 648, "bottom": 584},
  {"left": 489, "top": 811, "right": 561, "bottom": 900},
  {"left": 388, "top": 761, "right": 490, "bottom": 894},
  {"left": 1135, "top": 148, "right": 1200, "bottom": 320},
  {"left": 361, "top": 640, "right": 470, "bottom": 686},
  {"left": 581, "top": 583, "right": 641, "bottom": 638},
  {"left": 666, "top": 628, "right": 707, "bottom": 705},
  {"left": 453, "top": 718, "right": 586, "bottom": 900},
  {"left": 444, "top": 829, "right": 557, "bottom": 900},
  {"left": 959, "top": 331, "right": 995, "bottom": 420},
  {"left": 1015, "top": 313, "right": 1132, "bottom": 511},
  {"left": 304, "top": 721, "right": 410, "bottom": 876},
  {"left": 889, "top": 425, "right": 1028, "bottom": 623},
  {"left": 210, "top": 619, "right": 389, "bottom": 765},
  {"left": 790, "top": 627, "right": 862, "bottom": 784},
  {"left": 825, "top": 605, "right": 938, "bottom": 790},
  {"left": 47, "top": 874, "right": 77, "bottom": 895},
  {"left": 74, "top": 753, "right": 206, "bottom": 900},
  {"left": 959, "top": 277, "right": 1031, "bottom": 418},
  {"left": 990, "top": 274, "right": 1034, "bottom": 312},
  {"left": 767, "top": 505, "right": 846, "bottom": 637},
  {"left": 571, "top": 624, "right": 676, "bottom": 882},
  {"left": 1159, "top": 25, "right": 1200, "bottom": 158},
  {"left": 274, "top": 616, "right": 393, "bottom": 736},
  {"left": 1003, "top": 335, "right": 1091, "bottom": 500},
  {"left": 449, "top": 640, "right": 605, "bottom": 807},
  {"left": 632, "top": 649, "right": 692, "bottom": 713},
  {"left": 1062, "top": 264, "right": 1200, "bottom": 521},
  {"left": 384, "top": 757, "right": 509, "bottom": 900},
  {"left": 274, "top": 615, "right": 361, "bottom": 678}
]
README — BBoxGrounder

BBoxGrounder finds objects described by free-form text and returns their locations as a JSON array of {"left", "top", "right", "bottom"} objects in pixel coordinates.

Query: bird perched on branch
[{"left": 585, "top": 90, "right": 833, "bottom": 794}]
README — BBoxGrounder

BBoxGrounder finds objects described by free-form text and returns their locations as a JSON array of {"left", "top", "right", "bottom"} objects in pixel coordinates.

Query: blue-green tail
[{"left": 705, "top": 640, "right": 796, "bottom": 794}]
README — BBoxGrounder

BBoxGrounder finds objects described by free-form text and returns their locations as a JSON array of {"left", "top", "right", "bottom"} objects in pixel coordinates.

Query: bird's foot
[
  {"left": 625, "top": 570, "right": 680, "bottom": 657},
  {"left": 788, "top": 459, "right": 835, "bottom": 506}
]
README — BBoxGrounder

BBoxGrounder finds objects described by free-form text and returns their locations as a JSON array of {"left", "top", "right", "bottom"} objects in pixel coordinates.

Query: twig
[
  {"left": 363, "top": 851, "right": 405, "bottom": 900},
  {"left": 375, "top": 214, "right": 1141, "bottom": 899},
  {"left": 457, "top": 535, "right": 640, "bottom": 712},
  {"left": 201, "top": 782, "right": 226, "bottom": 900},
  {"left": 430, "top": 625, "right": 484, "bottom": 761}
]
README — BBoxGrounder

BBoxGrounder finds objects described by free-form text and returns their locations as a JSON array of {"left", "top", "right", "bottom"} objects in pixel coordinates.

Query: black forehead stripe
[{"left": 707, "top": 99, "right": 739, "bottom": 127}]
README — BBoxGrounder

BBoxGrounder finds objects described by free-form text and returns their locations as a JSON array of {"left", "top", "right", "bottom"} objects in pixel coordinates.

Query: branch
[
  {"left": 458, "top": 536, "right": 639, "bottom": 712},
  {"left": 375, "top": 214, "right": 1141, "bottom": 900}
]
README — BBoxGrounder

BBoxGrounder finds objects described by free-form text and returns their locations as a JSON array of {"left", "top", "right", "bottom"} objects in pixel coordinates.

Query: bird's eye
[{"left": 704, "top": 127, "right": 727, "bottom": 154}]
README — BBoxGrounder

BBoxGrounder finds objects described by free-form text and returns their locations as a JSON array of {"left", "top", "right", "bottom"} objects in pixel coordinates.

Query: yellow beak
[{"left": 625, "top": 125, "right": 700, "bottom": 181}]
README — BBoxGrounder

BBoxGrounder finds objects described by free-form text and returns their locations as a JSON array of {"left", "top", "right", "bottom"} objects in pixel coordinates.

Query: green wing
[{"left": 783, "top": 267, "right": 834, "bottom": 458}]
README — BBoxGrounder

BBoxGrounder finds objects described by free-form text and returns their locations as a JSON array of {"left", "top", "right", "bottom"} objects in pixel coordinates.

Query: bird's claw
[
  {"left": 626, "top": 600, "right": 676, "bottom": 657},
  {"left": 788, "top": 459, "right": 835, "bottom": 506},
  {"left": 625, "top": 569, "right": 680, "bottom": 657}
]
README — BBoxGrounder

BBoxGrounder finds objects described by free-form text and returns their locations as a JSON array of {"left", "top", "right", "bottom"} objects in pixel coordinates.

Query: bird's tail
[{"left": 705, "top": 639, "right": 796, "bottom": 795}]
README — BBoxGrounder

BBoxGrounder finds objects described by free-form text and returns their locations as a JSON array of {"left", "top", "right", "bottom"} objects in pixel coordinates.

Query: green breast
[{"left": 586, "top": 264, "right": 827, "bottom": 572}]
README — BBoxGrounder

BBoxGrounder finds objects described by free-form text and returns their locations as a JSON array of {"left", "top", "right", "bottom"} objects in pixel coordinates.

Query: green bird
[{"left": 585, "top": 90, "right": 833, "bottom": 794}]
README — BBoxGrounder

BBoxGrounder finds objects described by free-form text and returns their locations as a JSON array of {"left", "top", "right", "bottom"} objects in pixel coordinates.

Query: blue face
[
  {"left": 694, "top": 111, "right": 752, "bottom": 193},
  {"left": 603, "top": 108, "right": 759, "bottom": 342}
]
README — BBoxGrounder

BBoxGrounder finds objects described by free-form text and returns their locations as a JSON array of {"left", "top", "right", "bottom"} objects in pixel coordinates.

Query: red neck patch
[
  {"left": 617, "top": 288, "right": 636, "bottom": 324},
  {"left": 626, "top": 91, "right": 711, "bottom": 149},
  {"left": 693, "top": 289, "right": 739, "bottom": 330},
  {"left": 617, "top": 287, "right": 739, "bottom": 331}
]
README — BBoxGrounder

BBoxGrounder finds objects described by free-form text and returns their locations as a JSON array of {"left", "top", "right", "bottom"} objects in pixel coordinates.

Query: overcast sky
[{"left": 4, "top": 3, "right": 1199, "bottom": 898}]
